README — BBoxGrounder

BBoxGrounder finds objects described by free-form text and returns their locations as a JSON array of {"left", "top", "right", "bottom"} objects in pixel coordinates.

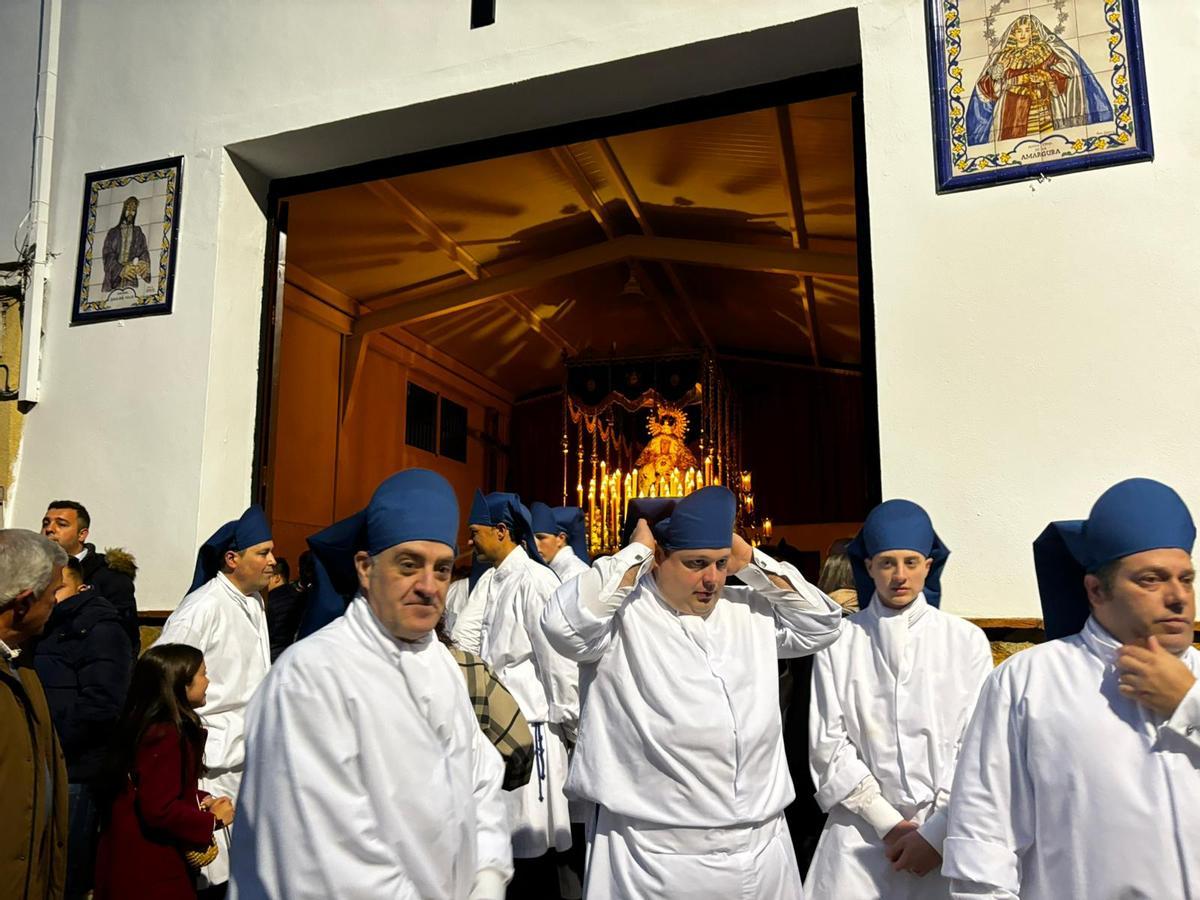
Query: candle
[{"left": 763, "top": 518, "right": 773, "bottom": 539}]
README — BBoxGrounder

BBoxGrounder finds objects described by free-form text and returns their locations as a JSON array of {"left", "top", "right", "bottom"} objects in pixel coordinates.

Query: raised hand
[
  {"left": 1116, "top": 635, "right": 1197, "bottom": 717},
  {"left": 628, "top": 518, "right": 656, "bottom": 552},
  {"left": 729, "top": 532, "right": 754, "bottom": 574}
]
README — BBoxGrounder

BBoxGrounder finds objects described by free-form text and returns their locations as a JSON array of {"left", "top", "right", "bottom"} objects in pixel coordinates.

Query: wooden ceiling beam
[
  {"left": 364, "top": 180, "right": 577, "bottom": 356},
  {"left": 773, "top": 106, "right": 825, "bottom": 366},
  {"left": 549, "top": 146, "right": 689, "bottom": 345},
  {"left": 591, "top": 138, "right": 715, "bottom": 351},
  {"left": 353, "top": 234, "right": 857, "bottom": 336}
]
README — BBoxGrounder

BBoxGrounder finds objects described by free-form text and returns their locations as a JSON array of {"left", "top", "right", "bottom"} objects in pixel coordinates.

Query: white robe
[
  {"left": 549, "top": 544, "right": 590, "bottom": 585},
  {"left": 943, "top": 615, "right": 1200, "bottom": 899},
  {"left": 155, "top": 572, "right": 271, "bottom": 886},
  {"left": 443, "top": 577, "right": 471, "bottom": 638},
  {"left": 477, "top": 545, "right": 575, "bottom": 857},
  {"left": 227, "top": 596, "right": 512, "bottom": 900},
  {"left": 542, "top": 542, "right": 843, "bottom": 899},
  {"left": 805, "top": 593, "right": 993, "bottom": 900}
]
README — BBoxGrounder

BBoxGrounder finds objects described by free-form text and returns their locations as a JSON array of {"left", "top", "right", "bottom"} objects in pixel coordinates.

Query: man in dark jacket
[
  {"left": 41, "top": 501, "right": 139, "bottom": 657},
  {"left": 0, "top": 529, "right": 69, "bottom": 900},
  {"left": 34, "top": 557, "right": 132, "bottom": 899}
]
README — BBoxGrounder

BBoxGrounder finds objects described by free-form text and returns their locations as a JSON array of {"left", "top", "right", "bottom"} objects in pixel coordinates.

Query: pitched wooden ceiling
[{"left": 285, "top": 93, "right": 860, "bottom": 397}]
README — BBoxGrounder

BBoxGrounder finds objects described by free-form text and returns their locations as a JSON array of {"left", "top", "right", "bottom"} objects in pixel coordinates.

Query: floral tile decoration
[{"left": 927, "top": 0, "right": 1153, "bottom": 192}]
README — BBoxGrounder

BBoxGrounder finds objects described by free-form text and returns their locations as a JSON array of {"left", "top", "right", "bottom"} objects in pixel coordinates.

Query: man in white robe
[
  {"left": 542, "top": 486, "right": 843, "bottom": 899},
  {"left": 806, "top": 499, "right": 993, "bottom": 899},
  {"left": 155, "top": 505, "right": 274, "bottom": 890},
  {"left": 944, "top": 477, "right": 1200, "bottom": 899},
  {"left": 532, "top": 503, "right": 591, "bottom": 586},
  {"left": 228, "top": 469, "right": 511, "bottom": 900},
  {"left": 468, "top": 491, "right": 576, "bottom": 883}
]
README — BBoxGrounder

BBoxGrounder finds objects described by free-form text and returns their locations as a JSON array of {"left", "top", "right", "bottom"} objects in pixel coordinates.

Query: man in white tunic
[
  {"left": 532, "top": 503, "right": 591, "bottom": 585},
  {"left": 806, "top": 499, "right": 993, "bottom": 899},
  {"left": 155, "top": 505, "right": 274, "bottom": 890},
  {"left": 468, "top": 491, "right": 576, "bottom": 884},
  {"left": 228, "top": 469, "right": 511, "bottom": 900},
  {"left": 944, "top": 477, "right": 1200, "bottom": 899},
  {"left": 542, "top": 486, "right": 843, "bottom": 899}
]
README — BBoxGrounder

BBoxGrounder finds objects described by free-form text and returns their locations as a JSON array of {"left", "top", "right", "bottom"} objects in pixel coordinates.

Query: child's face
[{"left": 54, "top": 571, "right": 84, "bottom": 603}]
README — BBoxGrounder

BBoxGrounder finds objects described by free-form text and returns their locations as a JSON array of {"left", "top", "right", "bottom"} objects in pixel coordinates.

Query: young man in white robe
[
  {"left": 943, "top": 477, "right": 1200, "bottom": 899},
  {"left": 228, "top": 469, "right": 512, "bottom": 900},
  {"left": 155, "top": 505, "right": 275, "bottom": 891},
  {"left": 532, "top": 503, "right": 591, "bottom": 586},
  {"left": 467, "top": 491, "right": 577, "bottom": 891},
  {"left": 542, "top": 486, "right": 844, "bottom": 899},
  {"left": 805, "top": 499, "right": 993, "bottom": 899}
]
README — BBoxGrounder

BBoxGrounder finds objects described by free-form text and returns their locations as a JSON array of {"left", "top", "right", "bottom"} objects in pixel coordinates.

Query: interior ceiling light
[{"left": 620, "top": 266, "right": 644, "bottom": 297}]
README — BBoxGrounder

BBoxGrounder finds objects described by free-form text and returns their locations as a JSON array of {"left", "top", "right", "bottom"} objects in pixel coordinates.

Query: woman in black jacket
[{"left": 34, "top": 557, "right": 133, "bottom": 900}]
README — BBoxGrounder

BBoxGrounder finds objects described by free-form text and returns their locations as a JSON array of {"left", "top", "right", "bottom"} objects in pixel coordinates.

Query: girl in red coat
[{"left": 95, "top": 644, "right": 235, "bottom": 899}]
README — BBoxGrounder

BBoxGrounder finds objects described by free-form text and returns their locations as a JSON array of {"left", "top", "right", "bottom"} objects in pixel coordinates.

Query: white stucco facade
[{"left": 2, "top": 1, "right": 1198, "bottom": 615}]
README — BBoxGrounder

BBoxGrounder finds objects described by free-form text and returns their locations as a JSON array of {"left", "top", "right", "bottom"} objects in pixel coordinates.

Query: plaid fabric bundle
[{"left": 451, "top": 647, "right": 534, "bottom": 791}]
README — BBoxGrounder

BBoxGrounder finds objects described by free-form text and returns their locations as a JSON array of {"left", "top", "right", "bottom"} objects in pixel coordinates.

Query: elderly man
[
  {"left": 806, "top": 500, "right": 993, "bottom": 899},
  {"left": 155, "top": 505, "right": 275, "bottom": 891},
  {"left": 542, "top": 486, "right": 843, "bottom": 898},
  {"left": 229, "top": 470, "right": 511, "bottom": 900},
  {"left": 944, "top": 478, "right": 1200, "bottom": 899},
  {"left": 0, "top": 530, "right": 69, "bottom": 900}
]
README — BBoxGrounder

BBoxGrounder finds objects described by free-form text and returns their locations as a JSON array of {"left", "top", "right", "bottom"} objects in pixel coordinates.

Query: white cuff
[
  {"left": 839, "top": 776, "right": 905, "bottom": 839},
  {"left": 736, "top": 549, "right": 793, "bottom": 593},
  {"left": 1164, "top": 677, "right": 1200, "bottom": 746},
  {"left": 918, "top": 806, "right": 949, "bottom": 853},
  {"left": 861, "top": 792, "right": 906, "bottom": 839},
  {"left": 469, "top": 867, "right": 510, "bottom": 900}
]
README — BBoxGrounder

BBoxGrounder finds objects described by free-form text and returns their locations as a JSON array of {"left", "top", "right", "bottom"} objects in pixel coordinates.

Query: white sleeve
[
  {"left": 950, "top": 883, "right": 1018, "bottom": 900},
  {"left": 918, "top": 626, "right": 996, "bottom": 853},
  {"left": 589, "top": 542, "right": 653, "bottom": 587},
  {"left": 470, "top": 719, "right": 514, "bottom": 886},
  {"left": 807, "top": 635, "right": 900, "bottom": 837},
  {"left": 155, "top": 603, "right": 211, "bottom": 654},
  {"left": 942, "top": 664, "right": 1034, "bottom": 900},
  {"left": 839, "top": 776, "right": 905, "bottom": 839},
  {"left": 1162, "top": 677, "right": 1200, "bottom": 756},
  {"left": 737, "top": 549, "right": 842, "bottom": 658},
  {"left": 541, "top": 543, "right": 651, "bottom": 663},
  {"left": 521, "top": 574, "right": 580, "bottom": 734}
]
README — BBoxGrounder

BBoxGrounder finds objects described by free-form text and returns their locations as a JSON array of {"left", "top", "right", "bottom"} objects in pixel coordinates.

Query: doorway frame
[{"left": 251, "top": 64, "right": 881, "bottom": 516}]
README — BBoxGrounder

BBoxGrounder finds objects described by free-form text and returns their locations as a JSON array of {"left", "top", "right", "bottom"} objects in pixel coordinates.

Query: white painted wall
[
  {"left": 0, "top": 0, "right": 41, "bottom": 257},
  {"left": 4, "top": 0, "right": 1199, "bottom": 615}
]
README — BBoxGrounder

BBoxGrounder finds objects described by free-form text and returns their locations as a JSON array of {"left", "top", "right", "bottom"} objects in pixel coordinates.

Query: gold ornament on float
[{"left": 636, "top": 405, "right": 698, "bottom": 498}]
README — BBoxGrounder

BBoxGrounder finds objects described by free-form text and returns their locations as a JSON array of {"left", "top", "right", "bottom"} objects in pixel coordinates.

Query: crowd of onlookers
[{"left": 1, "top": 502, "right": 315, "bottom": 900}]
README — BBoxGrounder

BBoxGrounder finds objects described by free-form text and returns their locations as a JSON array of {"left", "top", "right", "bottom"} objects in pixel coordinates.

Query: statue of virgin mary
[{"left": 966, "top": 14, "right": 1113, "bottom": 146}]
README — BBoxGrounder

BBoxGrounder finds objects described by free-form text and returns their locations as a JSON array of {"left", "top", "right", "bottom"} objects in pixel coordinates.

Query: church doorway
[{"left": 255, "top": 68, "right": 879, "bottom": 577}]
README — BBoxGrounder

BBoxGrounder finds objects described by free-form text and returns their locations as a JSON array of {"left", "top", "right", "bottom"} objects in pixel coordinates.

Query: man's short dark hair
[
  {"left": 1093, "top": 558, "right": 1121, "bottom": 594},
  {"left": 275, "top": 557, "right": 291, "bottom": 583},
  {"left": 64, "top": 557, "right": 84, "bottom": 578},
  {"left": 47, "top": 500, "right": 90, "bottom": 531}
]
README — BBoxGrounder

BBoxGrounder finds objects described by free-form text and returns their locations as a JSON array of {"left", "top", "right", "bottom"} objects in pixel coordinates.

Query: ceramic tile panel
[{"left": 928, "top": 0, "right": 1152, "bottom": 191}]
